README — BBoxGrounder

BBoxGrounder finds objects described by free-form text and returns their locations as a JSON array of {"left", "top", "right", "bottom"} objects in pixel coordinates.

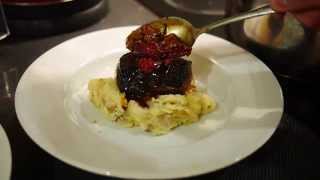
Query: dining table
[{"left": 1, "top": 0, "right": 320, "bottom": 179}]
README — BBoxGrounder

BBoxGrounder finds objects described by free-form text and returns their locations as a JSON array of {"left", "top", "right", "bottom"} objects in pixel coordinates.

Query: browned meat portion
[{"left": 116, "top": 53, "right": 192, "bottom": 106}]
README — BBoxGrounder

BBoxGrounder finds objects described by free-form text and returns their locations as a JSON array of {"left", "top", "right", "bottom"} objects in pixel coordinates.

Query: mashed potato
[{"left": 88, "top": 78, "right": 216, "bottom": 135}]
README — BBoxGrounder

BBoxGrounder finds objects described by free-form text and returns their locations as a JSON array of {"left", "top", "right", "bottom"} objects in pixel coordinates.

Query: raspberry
[
  {"left": 138, "top": 58, "right": 156, "bottom": 73},
  {"left": 134, "top": 42, "right": 159, "bottom": 57},
  {"left": 164, "top": 58, "right": 173, "bottom": 65},
  {"left": 127, "top": 24, "right": 192, "bottom": 59}
]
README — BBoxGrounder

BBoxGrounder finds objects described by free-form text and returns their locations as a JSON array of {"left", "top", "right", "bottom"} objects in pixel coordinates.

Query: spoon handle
[{"left": 198, "top": 4, "right": 275, "bottom": 35}]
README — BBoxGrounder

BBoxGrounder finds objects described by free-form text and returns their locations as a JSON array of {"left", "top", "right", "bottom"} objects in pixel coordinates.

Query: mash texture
[{"left": 89, "top": 78, "right": 216, "bottom": 135}]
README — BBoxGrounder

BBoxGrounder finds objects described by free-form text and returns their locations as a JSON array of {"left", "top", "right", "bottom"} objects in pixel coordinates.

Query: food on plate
[
  {"left": 116, "top": 52, "right": 192, "bottom": 107},
  {"left": 89, "top": 78, "right": 215, "bottom": 135},
  {"left": 126, "top": 21, "right": 192, "bottom": 58},
  {"left": 88, "top": 22, "right": 216, "bottom": 135}
]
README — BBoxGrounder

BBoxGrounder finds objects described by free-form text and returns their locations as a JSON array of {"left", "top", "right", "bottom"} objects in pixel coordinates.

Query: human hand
[{"left": 270, "top": 0, "right": 320, "bottom": 29}]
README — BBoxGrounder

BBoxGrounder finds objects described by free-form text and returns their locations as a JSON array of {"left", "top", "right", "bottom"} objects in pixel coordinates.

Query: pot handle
[{"left": 0, "top": 0, "right": 10, "bottom": 40}]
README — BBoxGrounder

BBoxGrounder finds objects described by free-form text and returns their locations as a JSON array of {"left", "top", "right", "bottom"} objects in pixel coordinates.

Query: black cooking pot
[
  {"left": 225, "top": 0, "right": 320, "bottom": 84},
  {"left": 2, "top": 0, "right": 107, "bottom": 36}
]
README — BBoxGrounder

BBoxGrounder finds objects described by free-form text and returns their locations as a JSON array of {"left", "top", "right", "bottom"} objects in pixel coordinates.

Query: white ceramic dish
[
  {"left": 0, "top": 124, "right": 12, "bottom": 180},
  {"left": 15, "top": 26, "right": 283, "bottom": 179}
]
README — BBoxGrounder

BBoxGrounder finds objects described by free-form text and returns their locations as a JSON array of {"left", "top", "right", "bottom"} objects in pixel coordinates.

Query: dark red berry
[
  {"left": 164, "top": 58, "right": 173, "bottom": 65},
  {"left": 138, "top": 58, "right": 156, "bottom": 73},
  {"left": 127, "top": 24, "right": 192, "bottom": 59}
]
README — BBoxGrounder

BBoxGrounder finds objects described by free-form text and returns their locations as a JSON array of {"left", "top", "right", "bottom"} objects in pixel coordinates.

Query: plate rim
[
  {"left": 14, "top": 26, "right": 284, "bottom": 179},
  {"left": 0, "top": 124, "right": 12, "bottom": 180}
]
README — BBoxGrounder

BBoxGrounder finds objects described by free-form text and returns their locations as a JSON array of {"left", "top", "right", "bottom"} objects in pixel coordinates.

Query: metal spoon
[{"left": 157, "top": 4, "right": 275, "bottom": 46}]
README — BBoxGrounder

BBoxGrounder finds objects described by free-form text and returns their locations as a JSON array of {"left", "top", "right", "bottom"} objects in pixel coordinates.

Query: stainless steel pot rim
[{"left": 2, "top": 0, "right": 75, "bottom": 6}]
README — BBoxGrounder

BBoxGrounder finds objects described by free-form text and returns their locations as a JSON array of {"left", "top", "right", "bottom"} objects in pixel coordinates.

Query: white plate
[
  {"left": 0, "top": 124, "right": 12, "bottom": 180},
  {"left": 15, "top": 26, "right": 283, "bottom": 179}
]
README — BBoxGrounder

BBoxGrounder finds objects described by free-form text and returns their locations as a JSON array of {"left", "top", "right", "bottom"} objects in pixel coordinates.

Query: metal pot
[
  {"left": 2, "top": 0, "right": 75, "bottom": 6},
  {"left": 226, "top": 0, "right": 320, "bottom": 84},
  {"left": 1, "top": 0, "right": 107, "bottom": 36}
]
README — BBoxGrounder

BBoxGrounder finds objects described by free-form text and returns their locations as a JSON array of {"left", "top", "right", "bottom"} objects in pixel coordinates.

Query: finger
[
  {"left": 270, "top": 0, "right": 288, "bottom": 12},
  {"left": 294, "top": 10, "right": 320, "bottom": 29},
  {"left": 270, "top": 0, "right": 320, "bottom": 12},
  {"left": 286, "top": 0, "right": 320, "bottom": 12}
]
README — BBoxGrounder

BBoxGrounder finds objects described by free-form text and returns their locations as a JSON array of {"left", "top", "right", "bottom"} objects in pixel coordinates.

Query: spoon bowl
[{"left": 156, "top": 4, "right": 275, "bottom": 46}]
